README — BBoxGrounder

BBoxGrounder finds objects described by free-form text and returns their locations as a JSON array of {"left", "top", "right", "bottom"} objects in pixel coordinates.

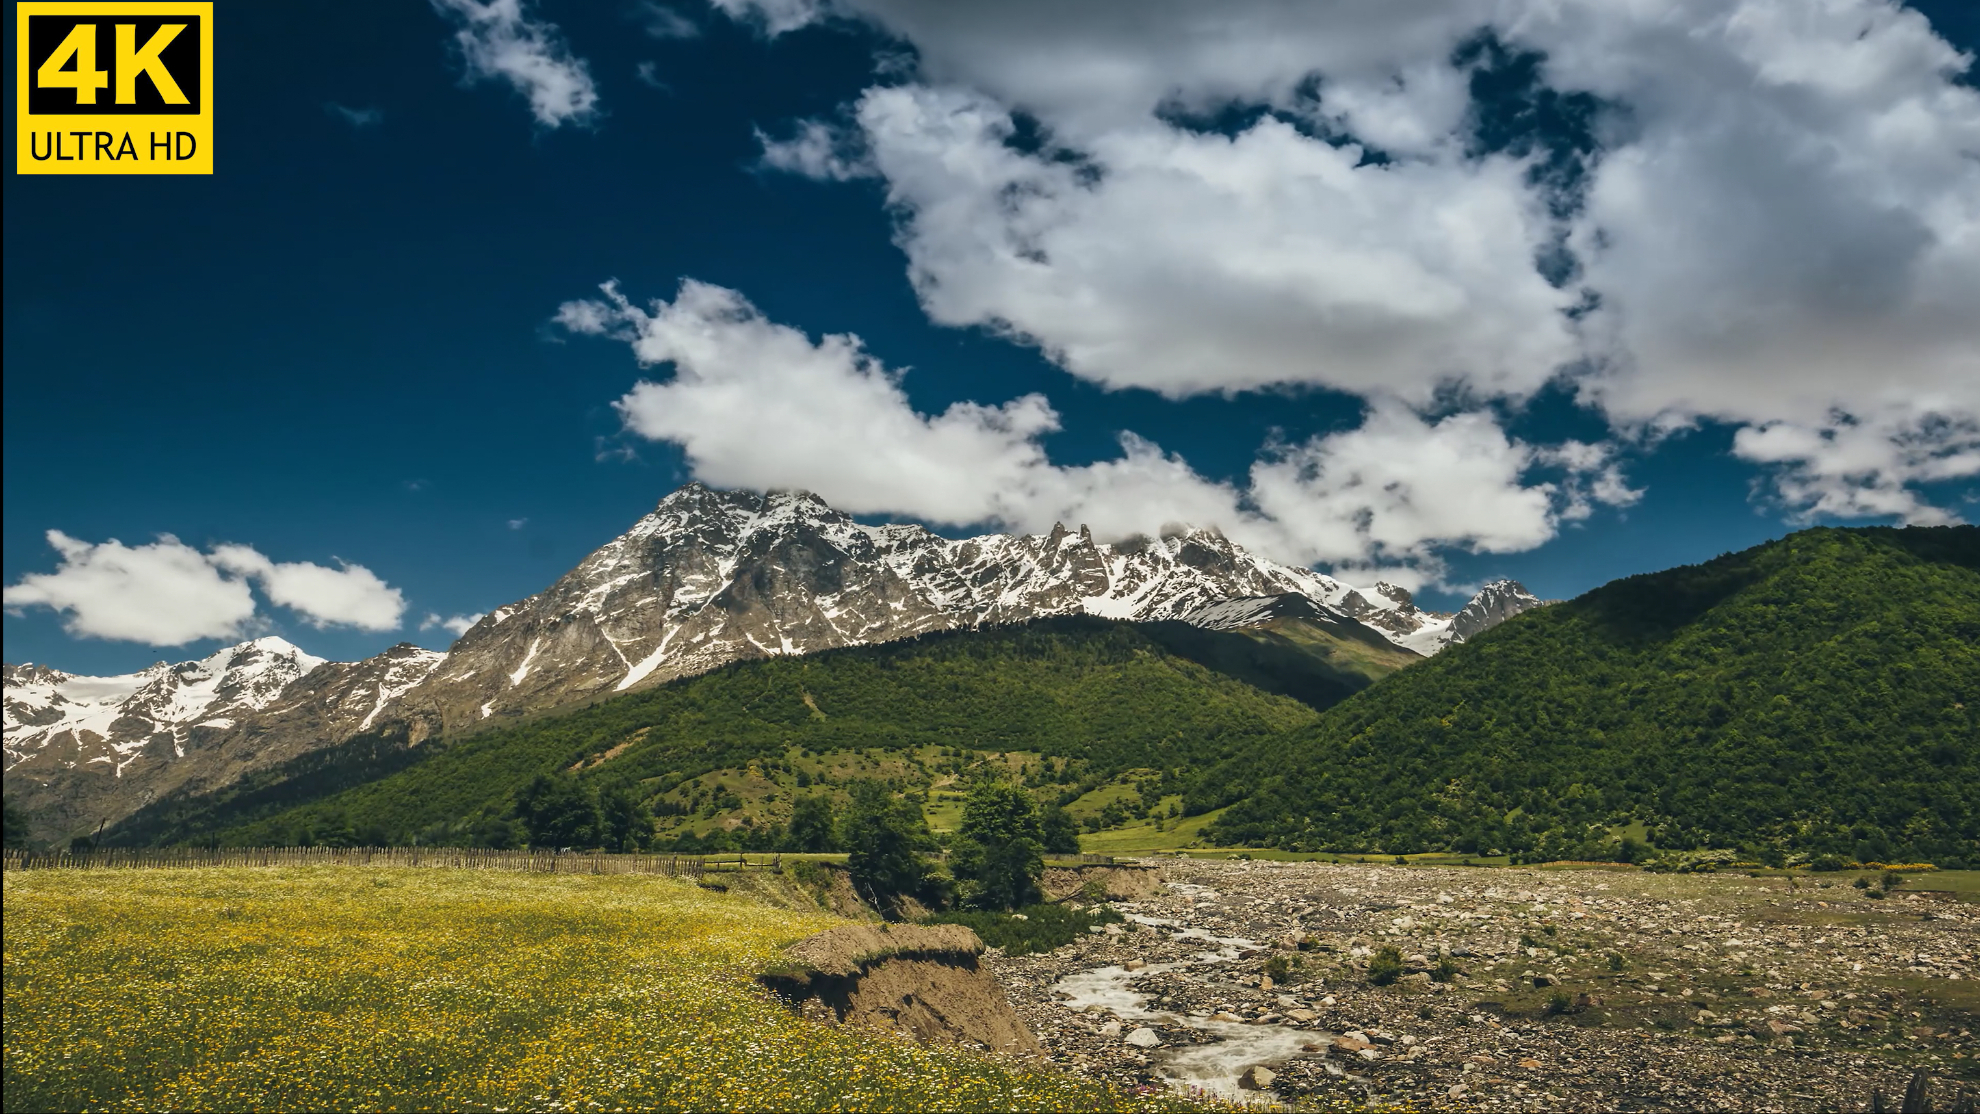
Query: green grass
[
  {"left": 1903, "top": 869, "right": 1980, "bottom": 900},
  {"left": 1078, "top": 807, "right": 1227, "bottom": 853},
  {"left": 1, "top": 867, "right": 1200, "bottom": 1113}
]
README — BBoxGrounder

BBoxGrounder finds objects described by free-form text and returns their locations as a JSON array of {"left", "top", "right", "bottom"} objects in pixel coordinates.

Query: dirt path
[{"left": 987, "top": 860, "right": 1977, "bottom": 1111}]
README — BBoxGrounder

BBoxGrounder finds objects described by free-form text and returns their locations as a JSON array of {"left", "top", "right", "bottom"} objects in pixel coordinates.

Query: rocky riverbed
[{"left": 985, "top": 859, "right": 1978, "bottom": 1111}]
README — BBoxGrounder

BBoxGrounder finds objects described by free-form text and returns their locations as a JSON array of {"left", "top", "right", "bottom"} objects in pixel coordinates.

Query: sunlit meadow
[{"left": 1, "top": 867, "right": 1202, "bottom": 1112}]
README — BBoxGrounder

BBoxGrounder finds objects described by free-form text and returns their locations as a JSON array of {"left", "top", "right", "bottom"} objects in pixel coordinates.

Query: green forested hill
[
  {"left": 121, "top": 617, "right": 1331, "bottom": 847},
  {"left": 1199, "top": 526, "right": 1980, "bottom": 866}
]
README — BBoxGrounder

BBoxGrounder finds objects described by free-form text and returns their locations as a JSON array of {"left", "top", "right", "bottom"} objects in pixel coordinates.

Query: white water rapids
[{"left": 1049, "top": 886, "right": 1329, "bottom": 1102}]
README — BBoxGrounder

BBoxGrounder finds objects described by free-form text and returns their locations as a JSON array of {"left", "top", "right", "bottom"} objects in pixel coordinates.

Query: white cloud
[
  {"left": 3, "top": 532, "right": 258, "bottom": 645},
  {"left": 326, "top": 103, "right": 382, "bottom": 128},
  {"left": 708, "top": 0, "right": 828, "bottom": 37},
  {"left": 1731, "top": 407, "right": 1980, "bottom": 525},
  {"left": 507, "top": 517, "right": 529, "bottom": 530},
  {"left": 560, "top": 280, "right": 1621, "bottom": 576},
  {"left": 633, "top": 1, "right": 699, "bottom": 39},
  {"left": 422, "top": 612, "right": 486, "bottom": 637},
  {"left": 758, "top": 119, "right": 874, "bottom": 181},
  {"left": 739, "top": 0, "right": 1980, "bottom": 523},
  {"left": 207, "top": 546, "right": 407, "bottom": 632},
  {"left": 5, "top": 533, "right": 408, "bottom": 645},
  {"left": 433, "top": 0, "right": 599, "bottom": 128}
]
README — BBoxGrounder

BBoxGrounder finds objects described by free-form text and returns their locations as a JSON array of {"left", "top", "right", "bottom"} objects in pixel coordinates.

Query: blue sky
[{"left": 5, "top": 0, "right": 1977, "bottom": 675}]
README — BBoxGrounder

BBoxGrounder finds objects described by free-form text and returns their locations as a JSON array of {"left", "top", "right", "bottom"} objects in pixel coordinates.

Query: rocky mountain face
[
  {"left": 4, "top": 640, "right": 445, "bottom": 842},
  {"left": 390, "top": 483, "right": 1440, "bottom": 734},
  {"left": 1448, "top": 580, "right": 1549, "bottom": 643},
  {"left": 4, "top": 482, "right": 1548, "bottom": 844}
]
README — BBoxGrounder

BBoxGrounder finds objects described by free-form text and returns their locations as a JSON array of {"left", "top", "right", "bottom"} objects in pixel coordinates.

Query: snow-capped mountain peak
[{"left": 4, "top": 636, "right": 327, "bottom": 775}]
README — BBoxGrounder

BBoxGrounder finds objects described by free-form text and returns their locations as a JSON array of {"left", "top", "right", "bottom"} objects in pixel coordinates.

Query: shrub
[
  {"left": 1608, "top": 952, "right": 1626, "bottom": 972},
  {"left": 1809, "top": 853, "right": 1850, "bottom": 872},
  {"left": 1432, "top": 955, "right": 1461, "bottom": 983},
  {"left": 925, "top": 903, "right": 1122, "bottom": 956},
  {"left": 1265, "top": 954, "right": 1304, "bottom": 985},
  {"left": 1367, "top": 945, "right": 1404, "bottom": 986},
  {"left": 1544, "top": 991, "right": 1573, "bottom": 1016}
]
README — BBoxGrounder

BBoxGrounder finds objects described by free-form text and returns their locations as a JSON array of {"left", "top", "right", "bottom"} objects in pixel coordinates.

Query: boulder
[
  {"left": 1238, "top": 1065, "right": 1277, "bottom": 1091},
  {"left": 1125, "top": 1027, "right": 1161, "bottom": 1048}
]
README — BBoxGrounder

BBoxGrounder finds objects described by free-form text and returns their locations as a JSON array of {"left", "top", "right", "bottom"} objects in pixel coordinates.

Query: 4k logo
[{"left": 16, "top": 3, "right": 213, "bottom": 174}]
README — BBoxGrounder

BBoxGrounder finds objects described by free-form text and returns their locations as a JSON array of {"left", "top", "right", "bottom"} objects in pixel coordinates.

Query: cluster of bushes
[{"left": 925, "top": 904, "right": 1124, "bottom": 956}]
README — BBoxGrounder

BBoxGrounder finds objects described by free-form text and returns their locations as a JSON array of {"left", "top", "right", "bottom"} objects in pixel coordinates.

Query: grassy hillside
[
  {"left": 119, "top": 617, "right": 1335, "bottom": 848},
  {"left": 1197, "top": 526, "right": 1980, "bottom": 866}
]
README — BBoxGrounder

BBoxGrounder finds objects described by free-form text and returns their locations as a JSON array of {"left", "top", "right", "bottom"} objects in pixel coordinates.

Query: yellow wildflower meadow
[{"left": 2, "top": 867, "right": 1202, "bottom": 1113}]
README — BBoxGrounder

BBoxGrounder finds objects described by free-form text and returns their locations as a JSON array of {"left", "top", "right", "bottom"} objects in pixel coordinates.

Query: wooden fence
[
  {"left": 0, "top": 846, "right": 709, "bottom": 878},
  {"left": 1, "top": 847, "right": 1121, "bottom": 874}
]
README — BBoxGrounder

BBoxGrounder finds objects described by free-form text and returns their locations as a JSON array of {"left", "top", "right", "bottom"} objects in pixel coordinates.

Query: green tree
[
  {"left": 843, "top": 779, "right": 941, "bottom": 912},
  {"left": 787, "top": 794, "right": 838, "bottom": 852},
  {"left": 599, "top": 788, "right": 653, "bottom": 852},
  {"left": 950, "top": 780, "right": 1046, "bottom": 910},
  {"left": 517, "top": 776, "right": 599, "bottom": 849},
  {"left": 1040, "top": 803, "right": 1081, "bottom": 855},
  {"left": 2, "top": 797, "right": 28, "bottom": 850}
]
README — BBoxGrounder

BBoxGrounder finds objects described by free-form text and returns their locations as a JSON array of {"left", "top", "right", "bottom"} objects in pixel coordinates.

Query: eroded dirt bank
[
  {"left": 987, "top": 859, "right": 1977, "bottom": 1111},
  {"left": 765, "top": 923, "right": 1039, "bottom": 1054}
]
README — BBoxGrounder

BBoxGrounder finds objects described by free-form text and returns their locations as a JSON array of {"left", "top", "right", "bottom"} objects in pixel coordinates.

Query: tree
[
  {"left": 951, "top": 780, "right": 1046, "bottom": 910},
  {"left": 788, "top": 794, "right": 839, "bottom": 852},
  {"left": 843, "top": 779, "right": 942, "bottom": 912},
  {"left": 517, "top": 775, "right": 600, "bottom": 849},
  {"left": 1040, "top": 803, "right": 1082, "bottom": 855},
  {"left": 599, "top": 787, "right": 653, "bottom": 852},
  {"left": 2, "top": 797, "right": 28, "bottom": 850}
]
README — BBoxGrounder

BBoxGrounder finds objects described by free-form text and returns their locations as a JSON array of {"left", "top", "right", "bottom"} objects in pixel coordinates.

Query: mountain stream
[{"left": 1048, "top": 884, "right": 1327, "bottom": 1101}]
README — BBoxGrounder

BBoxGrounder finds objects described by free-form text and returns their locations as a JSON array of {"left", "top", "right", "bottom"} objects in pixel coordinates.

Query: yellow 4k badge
[{"left": 16, "top": 2, "right": 213, "bottom": 174}]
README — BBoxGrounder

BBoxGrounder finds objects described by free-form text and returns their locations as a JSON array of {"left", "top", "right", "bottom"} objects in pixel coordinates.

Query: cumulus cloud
[
  {"left": 4, "top": 533, "right": 407, "bottom": 645},
  {"left": 559, "top": 280, "right": 1629, "bottom": 575},
  {"left": 422, "top": 612, "right": 486, "bottom": 637},
  {"left": 433, "top": 0, "right": 599, "bottom": 127},
  {"left": 737, "top": 0, "right": 1980, "bottom": 523},
  {"left": 3, "top": 533, "right": 258, "bottom": 645},
  {"left": 207, "top": 546, "right": 407, "bottom": 632}
]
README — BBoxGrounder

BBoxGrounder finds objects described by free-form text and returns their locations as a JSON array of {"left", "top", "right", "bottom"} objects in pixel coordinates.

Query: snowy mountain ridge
[
  {"left": 2, "top": 483, "right": 1548, "bottom": 843},
  {"left": 4, "top": 637, "right": 326, "bottom": 775}
]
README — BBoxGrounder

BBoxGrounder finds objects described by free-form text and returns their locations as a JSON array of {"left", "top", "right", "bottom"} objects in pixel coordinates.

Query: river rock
[
  {"left": 1125, "top": 1027, "right": 1161, "bottom": 1048},
  {"left": 1238, "top": 1065, "right": 1277, "bottom": 1090}
]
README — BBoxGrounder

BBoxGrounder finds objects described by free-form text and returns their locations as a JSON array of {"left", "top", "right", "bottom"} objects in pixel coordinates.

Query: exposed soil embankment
[
  {"left": 1042, "top": 864, "right": 1162, "bottom": 901},
  {"left": 764, "top": 924, "right": 1040, "bottom": 1054}
]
